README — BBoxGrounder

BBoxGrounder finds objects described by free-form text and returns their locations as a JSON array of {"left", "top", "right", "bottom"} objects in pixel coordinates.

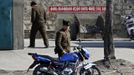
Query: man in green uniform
[
  {"left": 28, "top": 1, "right": 49, "bottom": 48},
  {"left": 54, "top": 20, "right": 71, "bottom": 57}
]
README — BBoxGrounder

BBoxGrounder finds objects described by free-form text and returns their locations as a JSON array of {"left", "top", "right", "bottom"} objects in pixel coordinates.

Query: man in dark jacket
[
  {"left": 95, "top": 15, "right": 105, "bottom": 40},
  {"left": 70, "top": 14, "right": 80, "bottom": 41},
  {"left": 28, "top": 1, "right": 49, "bottom": 48},
  {"left": 54, "top": 20, "right": 71, "bottom": 57}
]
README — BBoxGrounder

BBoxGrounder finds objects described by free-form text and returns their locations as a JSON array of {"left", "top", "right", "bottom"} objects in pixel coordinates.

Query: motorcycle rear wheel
[{"left": 33, "top": 65, "right": 56, "bottom": 75}]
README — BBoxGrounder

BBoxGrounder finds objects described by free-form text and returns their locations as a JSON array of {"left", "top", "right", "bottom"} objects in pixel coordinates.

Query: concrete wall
[
  {"left": 13, "top": 0, "right": 24, "bottom": 49},
  {"left": 24, "top": 0, "right": 105, "bottom": 39},
  {"left": 24, "top": 0, "right": 134, "bottom": 38}
]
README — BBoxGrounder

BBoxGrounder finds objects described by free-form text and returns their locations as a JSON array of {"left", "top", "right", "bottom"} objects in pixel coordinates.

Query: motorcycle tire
[
  {"left": 80, "top": 66, "right": 101, "bottom": 75},
  {"left": 89, "top": 66, "right": 101, "bottom": 75},
  {"left": 33, "top": 65, "right": 56, "bottom": 75}
]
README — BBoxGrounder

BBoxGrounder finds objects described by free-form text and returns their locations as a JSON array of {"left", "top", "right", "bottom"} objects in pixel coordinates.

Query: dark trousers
[{"left": 29, "top": 24, "right": 49, "bottom": 47}]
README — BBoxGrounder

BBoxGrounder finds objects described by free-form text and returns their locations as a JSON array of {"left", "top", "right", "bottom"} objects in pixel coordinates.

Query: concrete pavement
[{"left": 0, "top": 39, "right": 134, "bottom": 71}]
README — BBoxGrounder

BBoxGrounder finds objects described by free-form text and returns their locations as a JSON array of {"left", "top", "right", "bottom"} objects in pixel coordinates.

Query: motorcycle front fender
[{"left": 84, "top": 63, "right": 96, "bottom": 70}]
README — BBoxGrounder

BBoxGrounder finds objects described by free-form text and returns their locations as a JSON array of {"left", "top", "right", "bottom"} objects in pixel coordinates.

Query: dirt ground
[{"left": 95, "top": 59, "right": 134, "bottom": 75}]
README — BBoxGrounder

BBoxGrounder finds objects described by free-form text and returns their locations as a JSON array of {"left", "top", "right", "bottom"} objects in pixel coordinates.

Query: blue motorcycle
[{"left": 27, "top": 47, "right": 101, "bottom": 75}]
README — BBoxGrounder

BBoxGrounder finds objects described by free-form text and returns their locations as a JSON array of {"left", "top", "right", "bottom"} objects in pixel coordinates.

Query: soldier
[
  {"left": 54, "top": 20, "right": 71, "bottom": 57},
  {"left": 28, "top": 1, "right": 49, "bottom": 48}
]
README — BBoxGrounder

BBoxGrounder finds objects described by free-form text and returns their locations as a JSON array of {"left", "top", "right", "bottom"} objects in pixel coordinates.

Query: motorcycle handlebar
[
  {"left": 77, "top": 46, "right": 81, "bottom": 50},
  {"left": 73, "top": 46, "right": 82, "bottom": 51}
]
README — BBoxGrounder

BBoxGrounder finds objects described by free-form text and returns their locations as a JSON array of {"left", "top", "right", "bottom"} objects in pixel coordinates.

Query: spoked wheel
[
  {"left": 33, "top": 65, "right": 56, "bottom": 75},
  {"left": 80, "top": 66, "right": 101, "bottom": 75}
]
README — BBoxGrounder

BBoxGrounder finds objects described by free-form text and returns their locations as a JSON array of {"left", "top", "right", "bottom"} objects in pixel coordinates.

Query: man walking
[
  {"left": 28, "top": 1, "right": 49, "bottom": 48},
  {"left": 54, "top": 20, "right": 71, "bottom": 57}
]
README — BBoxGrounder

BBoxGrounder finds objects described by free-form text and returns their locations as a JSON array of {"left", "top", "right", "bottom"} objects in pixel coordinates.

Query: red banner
[{"left": 49, "top": 6, "right": 106, "bottom": 12}]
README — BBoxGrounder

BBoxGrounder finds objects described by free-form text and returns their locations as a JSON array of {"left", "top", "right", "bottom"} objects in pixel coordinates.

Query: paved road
[
  {"left": 0, "top": 39, "right": 133, "bottom": 72},
  {"left": 74, "top": 39, "right": 134, "bottom": 48}
]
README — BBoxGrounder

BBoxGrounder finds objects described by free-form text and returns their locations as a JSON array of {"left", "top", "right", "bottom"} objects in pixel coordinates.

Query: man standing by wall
[
  {"left": 95, "top": 15, "right": 105, "bottom": 40},
  {"left": 28, "top": 1, "right": 49, "bottom": 48},
  {"left": 54, "top": 20, "right": 71, "bottom": 57},
  {"left": 70, "top": 14, "right": 80, "bottom": 41}
]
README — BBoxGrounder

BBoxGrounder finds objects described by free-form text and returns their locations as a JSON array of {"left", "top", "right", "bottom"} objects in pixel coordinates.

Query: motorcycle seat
[{"left": 37, "top": 54, "right": 58, "bottom": 61}]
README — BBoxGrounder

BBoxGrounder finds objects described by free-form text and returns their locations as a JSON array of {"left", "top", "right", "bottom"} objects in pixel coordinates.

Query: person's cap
[
  {"left": 31, "top": 1, "right": 37, "bottom": 6},
  {"left": 63, "top": 19, "right": 70, "bottom": 26}
]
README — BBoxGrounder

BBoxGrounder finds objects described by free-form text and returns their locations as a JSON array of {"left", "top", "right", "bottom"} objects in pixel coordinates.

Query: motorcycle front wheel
[
  {"left": 80, "top": 66, "right": 101, "bottom": 75},
  {"left": 33, "top": 65, "right": 56, "bottom": 75}
]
